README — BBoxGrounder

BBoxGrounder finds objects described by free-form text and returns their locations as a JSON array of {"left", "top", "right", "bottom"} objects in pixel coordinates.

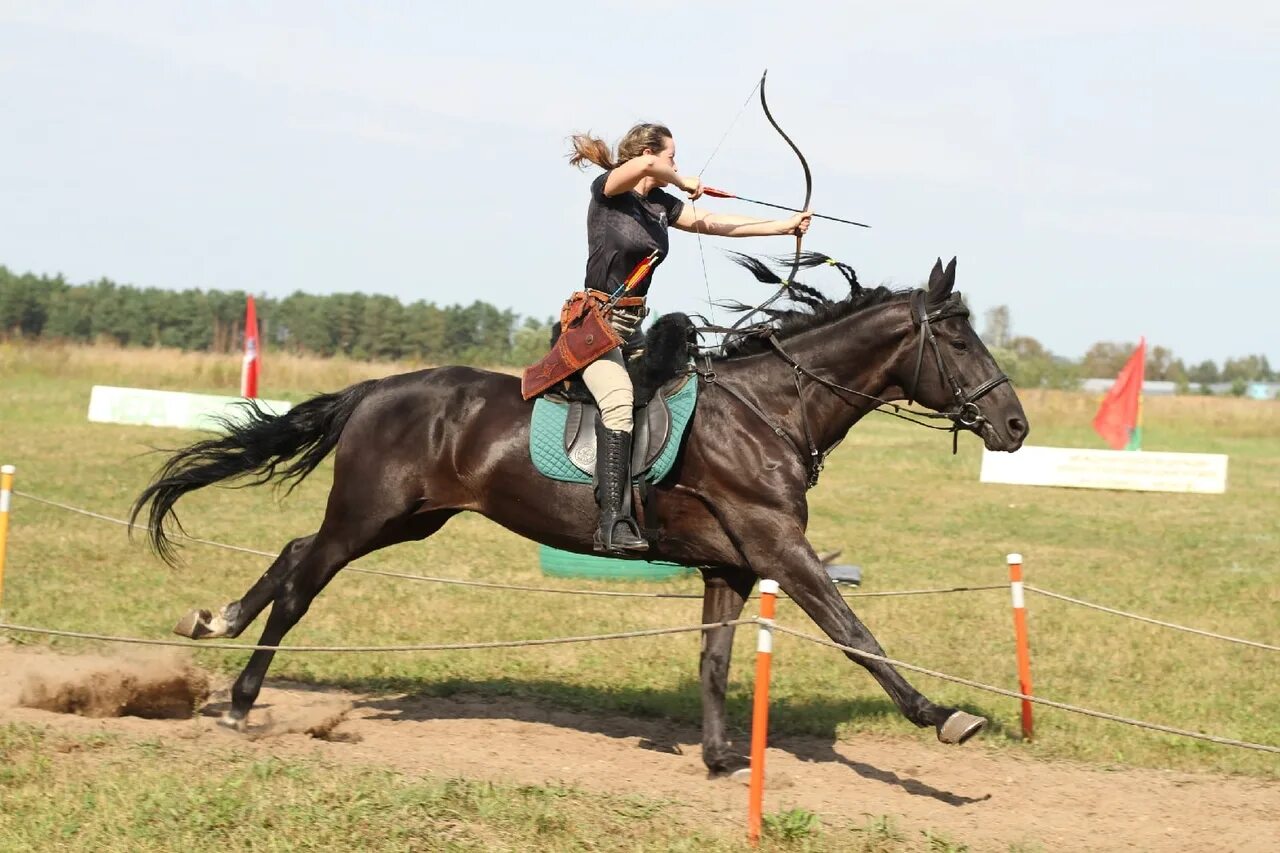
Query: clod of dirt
[
  {"left": 637, "top": 738, "right": 683, "bottom": 755},
  {"left": 242, "top": 693, "right": 358, "bottom": 743},
  {"left": 305, "top": 711, "right": 362, "bottom": 743},
  {"left": 17, "top": 651, "right": 211, "bottom": 719}
]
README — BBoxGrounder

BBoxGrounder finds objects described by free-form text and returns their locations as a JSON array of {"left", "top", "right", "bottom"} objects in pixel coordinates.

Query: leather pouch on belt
[{"left": 521, "top": 295, "right": 623, "bottom": 400}]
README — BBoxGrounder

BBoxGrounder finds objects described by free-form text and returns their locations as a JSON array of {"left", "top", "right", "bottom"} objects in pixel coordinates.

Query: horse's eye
[{"left": 951, "top": 339, "right": 969, "bottom": 352}]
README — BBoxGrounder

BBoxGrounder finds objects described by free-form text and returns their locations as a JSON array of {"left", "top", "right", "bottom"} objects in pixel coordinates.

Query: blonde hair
[{"left": 568, "top": 123, "right": 672, "bottom": 170}]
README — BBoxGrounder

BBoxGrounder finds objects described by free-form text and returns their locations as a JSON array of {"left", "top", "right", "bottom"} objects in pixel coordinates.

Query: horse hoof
[
  {"left": 938, "top": 710, "right": 986, "bottom": 745},
  {"left": 173, "top": 607, "right": 230, "bottom": 640},
  {"left": 217, "top": 711, "right": 248, "bottom": 733},
  {"left": 173, "top": 609, "right": 212, "bottom": 639},
  {"left": 706, "top": 753, "right": 751, "bottom": 779},
  {"left": 703, "top": 744, "right": 750, "bottom": 776}
]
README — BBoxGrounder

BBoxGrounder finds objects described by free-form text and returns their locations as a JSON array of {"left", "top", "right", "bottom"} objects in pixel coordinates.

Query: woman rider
[{"left": 567, "top": 122, "right": 812, "bottom": 554}]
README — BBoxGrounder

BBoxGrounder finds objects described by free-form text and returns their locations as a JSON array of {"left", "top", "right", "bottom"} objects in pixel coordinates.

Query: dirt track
[{"left": 1, "top": 646, "right": 1277, "bottom": 851}]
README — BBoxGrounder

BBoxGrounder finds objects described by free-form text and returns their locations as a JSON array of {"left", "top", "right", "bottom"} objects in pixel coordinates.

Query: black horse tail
[{"left": 130, "top": 379, "right": 381, "bottom": 565}]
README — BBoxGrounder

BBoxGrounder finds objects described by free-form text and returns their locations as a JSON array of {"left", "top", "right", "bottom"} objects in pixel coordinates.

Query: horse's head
[{"left": 894, "top": 258, "right": 1028, "bottom": 452}]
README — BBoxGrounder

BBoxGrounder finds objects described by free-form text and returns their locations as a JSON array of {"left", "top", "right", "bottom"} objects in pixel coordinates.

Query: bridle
[
  {"left": 906, "top": 289, "right": 1011, "bottom": 433},
  {"left": 694, "top": 289, "right": 1011, "bottom": 487}
]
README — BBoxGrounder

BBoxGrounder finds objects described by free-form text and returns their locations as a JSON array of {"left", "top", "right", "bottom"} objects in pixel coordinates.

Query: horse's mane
[{"left": 715, "top": 252, "right": 910, "bottom": 358}]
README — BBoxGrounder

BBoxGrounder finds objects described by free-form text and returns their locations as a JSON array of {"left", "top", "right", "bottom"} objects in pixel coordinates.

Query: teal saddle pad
[{"left": 529, "top": 377, "right": 698, "bottom": 484}]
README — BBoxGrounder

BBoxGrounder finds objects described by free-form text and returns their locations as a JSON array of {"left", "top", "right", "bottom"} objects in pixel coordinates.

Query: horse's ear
[
  {"left": 928, "top": 257, "right": 957, "bottom": 301},
  {"left": 927, "top": 258, "right": 945, "bottom": 293}
]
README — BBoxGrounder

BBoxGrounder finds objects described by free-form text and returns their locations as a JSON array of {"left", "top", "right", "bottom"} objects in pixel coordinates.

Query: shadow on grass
[{"left": 275, "top": 673, "right": 1004, "bottom": 807}]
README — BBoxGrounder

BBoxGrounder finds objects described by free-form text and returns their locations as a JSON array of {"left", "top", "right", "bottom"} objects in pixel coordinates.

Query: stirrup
[{"left": 594, "top": 514, "right": 648, "bottom": 553}]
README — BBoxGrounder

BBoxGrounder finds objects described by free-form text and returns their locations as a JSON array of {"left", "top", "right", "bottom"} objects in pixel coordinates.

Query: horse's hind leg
[
  {"left": 223, "top": 508, "right": 456, "bottom": 728},
  {"left": 173, "top": 535, "right": 315, "bottom": 640},
  {"left": 698, "top": 568, "right": 756, "bottom": 774}
]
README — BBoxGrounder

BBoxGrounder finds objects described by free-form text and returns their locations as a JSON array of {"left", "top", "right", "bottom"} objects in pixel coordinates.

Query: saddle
[
  {"left": 559, "top": 374, "right": 686, "bottom": 478},
  {"left": 528, "top": 372, "right": 698, "bottom": 486}
]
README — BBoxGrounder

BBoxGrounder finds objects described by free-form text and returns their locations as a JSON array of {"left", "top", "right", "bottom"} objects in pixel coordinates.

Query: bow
[
  {"left": 726, "top": 70, "right": 814, "bottom": 330},
  {"left": 759, "top": 69, "right": 812, "bottom": 288}
]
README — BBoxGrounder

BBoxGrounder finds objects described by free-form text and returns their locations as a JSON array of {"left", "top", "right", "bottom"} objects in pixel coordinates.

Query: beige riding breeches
[{"left": 582, "top": 348, "right": 633, "bottom": 432}]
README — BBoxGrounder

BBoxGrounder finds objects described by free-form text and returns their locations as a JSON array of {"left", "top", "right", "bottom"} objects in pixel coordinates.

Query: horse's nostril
[{"left": 1008, "top": 417, "right": 1027, "bottom": 438}]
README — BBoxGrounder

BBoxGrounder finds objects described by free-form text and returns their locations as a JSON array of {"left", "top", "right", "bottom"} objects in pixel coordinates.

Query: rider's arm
[
  {"left": 673, "top": 206, "right": 810, "bottom": 238},
  {"left": 602, "top": 155, "right": 694, "bottom": 196}
]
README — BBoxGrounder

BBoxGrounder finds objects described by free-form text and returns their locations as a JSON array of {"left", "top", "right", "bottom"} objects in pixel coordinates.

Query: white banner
[
  {"left": 88, "top": 386, "right": 292, "bottom": 431},
  {"left": 980, "top": 445, "right": 1228, "bottom": 494}
]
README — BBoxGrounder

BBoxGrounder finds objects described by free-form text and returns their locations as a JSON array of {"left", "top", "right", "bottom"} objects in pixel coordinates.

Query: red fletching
[{"left": 621, "top": 250, "right": 660, "bottom": 291}]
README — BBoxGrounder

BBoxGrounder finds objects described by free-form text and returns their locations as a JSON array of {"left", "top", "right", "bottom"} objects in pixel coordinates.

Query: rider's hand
[
  {"left": 784, "top": 210, "right": 813, "bottom": 236},
  {"left": 679, "top": 176, "right": 704, "bottom": 201}
]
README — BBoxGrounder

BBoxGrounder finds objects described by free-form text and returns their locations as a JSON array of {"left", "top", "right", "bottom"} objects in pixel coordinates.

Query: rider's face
[{"left": 645, "top": 137, "right": 677, "bottom": 184}]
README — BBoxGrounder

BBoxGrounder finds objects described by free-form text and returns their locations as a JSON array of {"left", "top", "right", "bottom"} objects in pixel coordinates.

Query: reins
[{"left": 691, "top": 289, "right": 1010, "bottom": 485}]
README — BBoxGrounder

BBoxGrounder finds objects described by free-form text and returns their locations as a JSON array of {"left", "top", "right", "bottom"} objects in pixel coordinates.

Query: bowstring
[{"left": 693, "top": 77, "right": 763, "bottom": 334}]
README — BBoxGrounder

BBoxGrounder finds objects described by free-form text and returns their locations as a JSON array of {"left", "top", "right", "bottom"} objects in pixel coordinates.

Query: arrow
[
  {"left": 607, "top": 250, "right": 660, "bottom": 304},
  {"left": 702, "top": 186, "right": 870, "bottom": 229}
]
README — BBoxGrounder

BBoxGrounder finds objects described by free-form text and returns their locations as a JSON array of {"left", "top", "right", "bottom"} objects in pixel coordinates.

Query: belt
[{"left": 587, "top": 289, "right": 646, "bottom": 309}]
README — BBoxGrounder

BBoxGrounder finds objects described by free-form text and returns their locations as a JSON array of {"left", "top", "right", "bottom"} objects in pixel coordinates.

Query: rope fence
[
  {"left": 3, "top": 483, "right": 1278, "bottom": 761},
  {"left": 14, "top": 489, "right": 1277, "bottom": 648},
  {"left": 0, "top": 618, "right": 751, "bottom": 653},
  {"left": 2, "top": 610, "right": 1275, "bottom": 756},
  {"left": 1025, "top": 585, "right": 1280, "bottom": 652},
  {"left": 770, "top": 623, "right": 1280, "bottom": 755},
  {"left": 355, "top": 565, "right": 1006, "bottom": 601}
]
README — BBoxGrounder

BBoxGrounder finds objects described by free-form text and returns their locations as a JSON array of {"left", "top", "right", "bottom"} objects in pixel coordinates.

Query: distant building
[
  {"left": 1081, "top": 379, "right": 1179, "bottom": 396},
  {"left": 1082, "top": 379, "right": 1279, "bottom": 399}
]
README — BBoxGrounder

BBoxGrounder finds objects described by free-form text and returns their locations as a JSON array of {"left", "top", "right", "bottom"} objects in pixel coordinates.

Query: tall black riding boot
[{"left": 593, "top": 422, "right": 649, "bottom": 554}]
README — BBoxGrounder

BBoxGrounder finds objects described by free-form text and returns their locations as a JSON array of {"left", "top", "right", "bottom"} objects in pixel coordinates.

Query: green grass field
[{"left": 1, "top": 342, "right": 1277, "bottom": 847}]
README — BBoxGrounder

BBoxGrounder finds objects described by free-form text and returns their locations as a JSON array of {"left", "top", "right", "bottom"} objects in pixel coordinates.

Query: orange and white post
[
  {"left": 1007, "top": 553, "right": 1034, "bottom": 740},
  {"left": 746, "top": 578, "right": 780, "bottom": 845},
  {"left": 0, "top": 465, "right": 14, "bottom": 613}
]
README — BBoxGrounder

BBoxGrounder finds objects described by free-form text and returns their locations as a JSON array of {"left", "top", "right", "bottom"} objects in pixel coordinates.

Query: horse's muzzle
[{"left": 980, "top": 415, "right": 1028, "bottom": 453}]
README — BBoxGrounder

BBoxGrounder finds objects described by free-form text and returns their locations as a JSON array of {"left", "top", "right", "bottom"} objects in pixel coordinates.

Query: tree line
[
  {"left": 980, "top": 305, "right": 1274, "bottom": 394},
  {"left": 1, "top": 266, "right": 1274, "bottom": 392},
  {"left": 0, "top": 265, "right": 554, "bottom": 366}
]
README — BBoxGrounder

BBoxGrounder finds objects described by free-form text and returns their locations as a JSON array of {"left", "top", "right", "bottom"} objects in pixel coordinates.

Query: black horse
[{"left": 132, "top": 255, "right": 1028, "bottom": 774}]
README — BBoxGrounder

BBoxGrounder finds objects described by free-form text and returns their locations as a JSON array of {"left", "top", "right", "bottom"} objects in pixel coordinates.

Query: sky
[{"left": 1, "top": 1, "right": 1277, "bottom": 366}]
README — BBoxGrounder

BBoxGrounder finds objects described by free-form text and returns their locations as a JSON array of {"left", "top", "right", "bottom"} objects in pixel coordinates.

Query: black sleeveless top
[{"left": 582, "top": 171, "right": 684, "bottom": 297}]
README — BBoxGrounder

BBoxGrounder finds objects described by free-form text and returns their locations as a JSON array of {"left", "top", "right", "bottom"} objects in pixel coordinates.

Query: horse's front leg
[
  {"left": 698, "top": 568, "right": 757, "bottom": 775},
  {"left": 744, "top": 523, "right": 985, "bottom": 745}
]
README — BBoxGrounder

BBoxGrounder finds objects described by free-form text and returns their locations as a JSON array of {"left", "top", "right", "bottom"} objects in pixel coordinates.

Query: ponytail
[{"left": 568, "top": 133, "right": 615, "bottom": 170}]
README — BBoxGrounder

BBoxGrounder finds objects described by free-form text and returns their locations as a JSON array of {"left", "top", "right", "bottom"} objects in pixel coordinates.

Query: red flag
[
  {"left": 240, "top": 295, "right": 260, "bottom": 398},
  {"left": 1092, "top": 338, "right": 1145, "bottom": 450}
]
